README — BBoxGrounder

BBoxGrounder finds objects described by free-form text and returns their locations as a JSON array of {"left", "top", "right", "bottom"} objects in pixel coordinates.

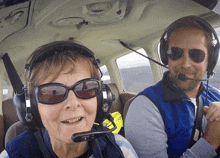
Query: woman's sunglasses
[
  {"left": 35, "top": 78, "right": 102, "bottom": 104},
  {"left": 167, "top": 47, "right": 206, "bottom": 63}
]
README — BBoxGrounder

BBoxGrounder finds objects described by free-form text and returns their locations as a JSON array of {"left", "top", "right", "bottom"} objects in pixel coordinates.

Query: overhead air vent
[
  {"left": 82, "top": 0, "right": 127, "bottom": 24},
  {"left": 0, "top": 8, "right": 26, "bottom": 29},
  {"left": 0, "top": 2, "right": 29, "bottom": 43},
  {"left": 4, "top": 10, "right": 24, "bottom": 24},
  {"left": 86, "top": 2, "right": 111, "bottom": 15}
]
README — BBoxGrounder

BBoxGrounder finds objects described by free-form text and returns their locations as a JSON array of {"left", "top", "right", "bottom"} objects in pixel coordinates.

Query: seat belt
[
  {"left": 34, "top": 130, "right": 53, "bottom": 158},
  {"left": 188, "top": 96, "right": 204, "bottom": 148}
]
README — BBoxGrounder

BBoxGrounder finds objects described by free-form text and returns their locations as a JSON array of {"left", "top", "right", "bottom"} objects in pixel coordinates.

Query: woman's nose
[{"left": 63, "top": 90, "right": 81, "bottom": 110}]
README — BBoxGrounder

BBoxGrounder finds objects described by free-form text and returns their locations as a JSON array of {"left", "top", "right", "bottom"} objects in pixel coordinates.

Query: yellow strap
[{"left": 102, "top": 112, "right": 123, "bottom": 134}]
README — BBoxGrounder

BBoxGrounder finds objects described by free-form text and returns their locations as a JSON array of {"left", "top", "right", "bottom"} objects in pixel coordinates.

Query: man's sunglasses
[
  {"left": 35, "top": 78, "right": 102, "bottom": 104},
  {"left": 167, "top": 47, "right": 206, "bottom": 63}
]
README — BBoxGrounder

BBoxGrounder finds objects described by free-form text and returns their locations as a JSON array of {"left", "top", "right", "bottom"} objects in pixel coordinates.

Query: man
[{"left": 125, "top": 16, "right": 220, "bottom": 158}]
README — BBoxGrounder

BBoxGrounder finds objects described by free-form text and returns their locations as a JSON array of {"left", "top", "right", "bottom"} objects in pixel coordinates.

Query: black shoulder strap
[
  {"left": 188, "top": 96, "right": 204, "bottom": 148},
  {"left": 34, "top": 130, "right": 53, "bottom": 158},
  {"left": 1, "top": 53, "right": 24, "bottom": 93}
]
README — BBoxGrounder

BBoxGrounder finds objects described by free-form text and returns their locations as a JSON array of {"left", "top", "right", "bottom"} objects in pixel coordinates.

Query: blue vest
[
  {"left": 139, "top": 71, "right": 220, "bottom": 157},
  {"left": 6, "top": 126, "right": 125, "bottom": 158}
]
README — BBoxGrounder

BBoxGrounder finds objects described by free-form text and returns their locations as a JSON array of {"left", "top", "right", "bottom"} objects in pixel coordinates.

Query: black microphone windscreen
[
  {"left": 72, "top": 131, "right": 107, "bottom": 142},
  {"left": 178, "top": 74, "right": 187, "bottom": 81}
]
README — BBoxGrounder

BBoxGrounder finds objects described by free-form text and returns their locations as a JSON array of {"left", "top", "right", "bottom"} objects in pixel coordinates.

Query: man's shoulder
[
  {"left": 5, "top": 130, "right": 44, "bottom": 158},
  {"left": 206, "top": 83, "right": 220, "bottom": 93},
  {"left": 137, "top": 80, "right": 164, "bottom": 100},
  {"left": 202, "top": 82, "right": 220, "bottom": 97}
]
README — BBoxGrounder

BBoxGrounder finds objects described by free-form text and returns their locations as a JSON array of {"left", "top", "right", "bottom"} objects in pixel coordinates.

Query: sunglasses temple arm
[{"left": 98, "top": 67, "right": 103, "bottom": 78}]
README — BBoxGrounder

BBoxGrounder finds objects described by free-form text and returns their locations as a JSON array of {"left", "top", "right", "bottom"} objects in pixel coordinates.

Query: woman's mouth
[{"left": 61, "top": 117, "right": 83, "bottom": 124}]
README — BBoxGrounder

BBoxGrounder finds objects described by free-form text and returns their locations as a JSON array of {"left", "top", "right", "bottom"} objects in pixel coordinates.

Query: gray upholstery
[
  {"left": 2, "top": 99, "right": 19, "bottom": 135},
  {"left": 108, "top": 83, "right": 124, "bottom": 115},
  {"left": 120, "top": 93, "right": 136, "bottom": 108},
  {"left": 123, "top": 97, "right": 135, "bottom": 121},
  {"left": 1, "top": 99, "right": 19, "bottom": 152},
  {"left": 108, "top": 83, "right": 136, "bottom": 118},
  {"left": 0, "top": 115, "right": 4, "bottom": 152}
]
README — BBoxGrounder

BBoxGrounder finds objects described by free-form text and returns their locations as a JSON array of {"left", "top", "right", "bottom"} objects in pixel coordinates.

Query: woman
[{"left": 0, "top": 41, "right": 138, "bottom": 158}]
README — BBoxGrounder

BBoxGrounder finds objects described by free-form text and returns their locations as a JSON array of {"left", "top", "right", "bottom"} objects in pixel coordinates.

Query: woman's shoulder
[
  {"left": 114, "top": 134, "right": 132, "bottom": 144},
  {"left": 5, "top": 130, "right": 44, "bottom": 158},
  {"left": 6, "top": 130, "right": 39, "bottom": 153},
  {"left": 6, "top": 131, "right": 33, "bottom": 146},
  {"left": 113, "top": 134, "right": 139, "bottom": 158},
  {"left": 113, "top": 134, "right": 136, "bottom": 149}
]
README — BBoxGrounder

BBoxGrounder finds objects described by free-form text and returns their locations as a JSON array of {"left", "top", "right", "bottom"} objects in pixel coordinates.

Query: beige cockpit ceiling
[{"left": 0, "top": 0, "right": 220, "bottom": 80}]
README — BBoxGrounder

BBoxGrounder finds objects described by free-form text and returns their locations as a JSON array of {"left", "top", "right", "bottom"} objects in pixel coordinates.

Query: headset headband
[
  {"left": 25, "top": 41, "right": 102, "bottom": 78},
  {"left": 161, "top": 16, "right": 219, "bottom": 43}
]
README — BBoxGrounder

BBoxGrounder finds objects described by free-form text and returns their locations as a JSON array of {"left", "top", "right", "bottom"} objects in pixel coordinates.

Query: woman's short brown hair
[{"left": 26, "top": 41, "right": 100, "bottom": 96}]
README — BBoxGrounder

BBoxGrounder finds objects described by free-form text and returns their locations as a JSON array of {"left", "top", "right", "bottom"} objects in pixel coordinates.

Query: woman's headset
[
  {"left": 160, "top": 16, "right": 220, "bottom": 78},
  {"left": 12, "top": 41, "right": 115, "bottom": 131}
]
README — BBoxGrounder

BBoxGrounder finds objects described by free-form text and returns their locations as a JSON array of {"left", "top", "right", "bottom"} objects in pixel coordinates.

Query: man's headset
[
  {"left": 160, "top": 16, "right": 220, "bottom": 78},
  {"left": 2, "top": 41, "right": 116, "bottom": 142}
]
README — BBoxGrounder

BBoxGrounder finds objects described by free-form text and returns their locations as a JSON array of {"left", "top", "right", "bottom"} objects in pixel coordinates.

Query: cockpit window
[
  {"left": 3, "top": 81, "right": 9, "bottom": 100},
  {"left": 0, "top": 0, "right": 30, "bottom": 7},
  {"left": 100, "top": 65, "right": 111, "bottom": 84},
  {"left": 116, "top": 49, "right": 154, "bottom": 93}
]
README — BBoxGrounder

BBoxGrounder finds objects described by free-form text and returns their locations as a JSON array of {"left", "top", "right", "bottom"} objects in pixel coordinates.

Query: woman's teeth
[{"left": 63, "top": 117, "right": 82, "bottom": 123}]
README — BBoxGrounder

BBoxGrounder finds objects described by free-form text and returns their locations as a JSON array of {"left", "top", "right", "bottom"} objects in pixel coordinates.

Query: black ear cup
[
  {"left": 207, "top": 44, "right": 220, "bottom": 77},
  {"left": 13, "top": 92, "right": 29, "bottom": 128},
  {"left": 160, "top": 36, "right": 169, "bottom": 65},
  {"left": 95, "top": 84, "right": 115, "bottom": 124},
  {"left": 13, "top": 92, "right": 44, "bottom": 131},
  {"left": 159, "top": 16, "right": 219, "bottom": 76}
]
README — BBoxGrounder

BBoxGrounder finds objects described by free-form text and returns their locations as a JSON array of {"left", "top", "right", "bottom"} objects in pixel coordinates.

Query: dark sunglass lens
[
  {"left": 167, "top": 47, "right": 184, "bottom": 61},
  {"left": 39, "top": 86, "right": 66, "bottom": 103},
  {"left": 75, "top": 80, "right": 100, "bottom": 98},
  {"left": 189, "top": 49, "right": 205, "bottom": 63}
]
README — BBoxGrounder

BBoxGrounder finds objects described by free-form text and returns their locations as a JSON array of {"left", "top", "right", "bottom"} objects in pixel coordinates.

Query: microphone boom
[{"left": 178, "top": 73, "right": 214, "bottom": 81}]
